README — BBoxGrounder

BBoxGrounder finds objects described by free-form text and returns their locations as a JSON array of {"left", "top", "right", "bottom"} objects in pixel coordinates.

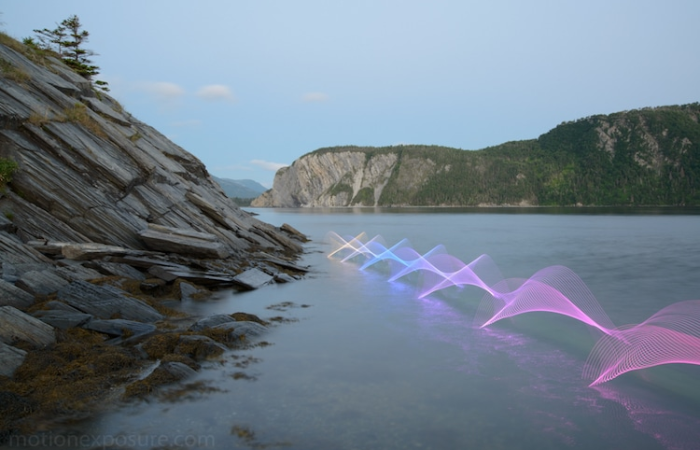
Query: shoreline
[{"left": 0, "top": 233, "right": 310, "bottom": 444}]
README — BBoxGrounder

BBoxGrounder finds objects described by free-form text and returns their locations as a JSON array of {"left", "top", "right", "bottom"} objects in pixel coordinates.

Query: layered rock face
[
  {"left": 252, "top": 150, "right": 407, "bottom": 207},
  {"left": 0, "top": 39, "right": 308, "bottom": 383},
  {"left": 0, "top": 42, "right": 301, "bottom": 256}
]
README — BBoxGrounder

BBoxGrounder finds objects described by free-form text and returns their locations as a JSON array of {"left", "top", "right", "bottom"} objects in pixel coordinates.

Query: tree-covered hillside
[{"left": 302, "top": 103, "right": 700, "bottom": 206}]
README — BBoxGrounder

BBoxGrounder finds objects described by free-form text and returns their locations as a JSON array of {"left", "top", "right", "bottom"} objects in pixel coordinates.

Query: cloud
[
  {"left": 251, "top": 160, "right": 289, "bottom": 171},
  {"left": 196, "top": 84, "right": 236, "bottom": 102},
  {"left": 137, "top": 81, "right": 186, "bottom": 101},
  {"left": 301, "top": 92, "right": 329, "bottom": 103}
]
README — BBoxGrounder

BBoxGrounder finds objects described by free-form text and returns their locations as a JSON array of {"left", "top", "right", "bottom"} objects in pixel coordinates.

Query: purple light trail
[{"left": 327, "top": 231, "right": 700, "bottom": 386}]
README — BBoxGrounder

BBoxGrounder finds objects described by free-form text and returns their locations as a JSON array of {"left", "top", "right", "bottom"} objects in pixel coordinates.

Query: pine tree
[
  {"left": 59, "top": 15, "right": 98, "bottom": 79},
  {"left": 31, "top": 22, "right": 67, "bottom": 56},
  {"left": 29, "top": 15, "right": 109, "bottom": 91}
]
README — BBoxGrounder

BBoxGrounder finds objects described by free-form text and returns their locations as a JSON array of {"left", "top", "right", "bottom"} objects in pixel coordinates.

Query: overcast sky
[{"left": 2, "top": 1, "right": 699, "bottom": 187}]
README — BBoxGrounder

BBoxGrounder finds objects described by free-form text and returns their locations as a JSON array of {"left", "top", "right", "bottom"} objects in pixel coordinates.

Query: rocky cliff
[
  {"left": 253, "top": 104, "right": 700, "bottom": 207},
  {"left": 0, "top": 33, "right": 309, "bottom": 417},
  {"left": 0, "top": 39, "right": 303, "bottom": 257}
]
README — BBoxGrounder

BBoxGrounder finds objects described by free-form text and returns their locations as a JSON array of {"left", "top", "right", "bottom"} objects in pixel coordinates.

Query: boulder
[
  {"left": 54, "top": 262, "right": 103, "bottom": 282},
  {"left": 15, "top": 269, "right": 70, "bottom": 296},
  {"left": 139, "top": 224, "right": 229, "bottom": 259},
  {"left": 43, "top": 300, "right": 82, "bottom": 312},
  {"left": 281, "top": 223, "right": 309, "bottom": 242},
  {"left": 157, "top": 361, "right": 197, "bottom": 381},
  {"left": 0, "top": 279, "right": 34, "bottom": 309},
  {"left": 188, "top": 314, "right": 236, "bottom": 332},
  {"left": 232, "top": 268, "right": 273, "bottom": 290},
  {"left": 84, "top": 260, "right": 146, "bottom": 280},
  {"left": 0, "top": 306, "right": 55, "bottom": 347},
  {"left": 57, "top": 280, "right": 163, "bottom": 322},
  {"left": 148, "top": 265, "right": 233, "bottom": 285},
  {"left": 254, "top": 252, "right": 309, "bottom": 273},
  {"left": 212, "top": 321, "right": 267, "bottom": 340},
  {"left": 0, "top": 341, "right": 27, "bottom": 377},
  {"left": 178, "top": 281, "right": 209, "bottom": 301},
  {"left": 0, "top": 232, "right": 51, "bottom": 265},
  {"left": 83, "top": 318, "right": 156, "bottom": 343},
  {"left": 176, "top": 335, "right": 227, "bottom": 361},
  {"left": 33, "top": 309, "right": 93, "bottom": 329}
]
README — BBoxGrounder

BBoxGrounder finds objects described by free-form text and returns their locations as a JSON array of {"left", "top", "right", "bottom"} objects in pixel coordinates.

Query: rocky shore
[{"left": 0, "top": 34, "right": 310, "bottom": 441}]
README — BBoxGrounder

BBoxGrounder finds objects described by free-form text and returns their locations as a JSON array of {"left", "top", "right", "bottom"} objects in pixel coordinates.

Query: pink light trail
[{"left": 327, "top": 231, "right": 700, "bottom": 386}]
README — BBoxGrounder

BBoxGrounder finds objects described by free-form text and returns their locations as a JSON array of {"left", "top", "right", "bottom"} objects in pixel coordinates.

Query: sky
[{"left": 2, "top": 1, "right": 699, "bottom": 187}]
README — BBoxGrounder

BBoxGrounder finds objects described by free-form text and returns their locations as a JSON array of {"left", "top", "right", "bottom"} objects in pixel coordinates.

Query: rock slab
[
  {"left": 0, "top": 341, "right": 27, "bottom": 377},
  {"left": 57, "top": 280, "right": 163, "bottom": 322},
  {"left": 0, "top": 306, "right": 56, "bottom": 347}
]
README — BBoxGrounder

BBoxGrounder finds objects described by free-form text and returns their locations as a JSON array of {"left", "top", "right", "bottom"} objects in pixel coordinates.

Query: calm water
[{"left": 15, "top": 208, "right": 700, "bottom": 450}]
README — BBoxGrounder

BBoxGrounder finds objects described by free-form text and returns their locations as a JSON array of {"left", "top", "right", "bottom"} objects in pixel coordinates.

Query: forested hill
[{"left": 252, "top": 103, "right": 700, "bottom": 207}]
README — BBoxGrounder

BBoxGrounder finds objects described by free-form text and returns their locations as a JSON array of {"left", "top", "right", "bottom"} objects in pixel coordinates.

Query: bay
[{"left": 13, "top": 207, "right": 700, "bottom": 450}]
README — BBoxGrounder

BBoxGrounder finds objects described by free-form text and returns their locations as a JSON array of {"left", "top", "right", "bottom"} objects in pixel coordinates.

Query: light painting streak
[{"left": 327, "top": 231, "right": 700, "bottom": 386}]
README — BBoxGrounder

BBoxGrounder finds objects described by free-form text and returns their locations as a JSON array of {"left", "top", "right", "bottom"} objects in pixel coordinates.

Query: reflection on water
[{"left": 7, "top": 209, "right": 699, "bottom": 450}]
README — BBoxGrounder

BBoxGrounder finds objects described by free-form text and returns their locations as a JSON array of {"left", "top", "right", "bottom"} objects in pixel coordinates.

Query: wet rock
[
  {"left": 189, "top": 314, "right": 236, "bottom": 332},
  {"left": 232, "top": 268, "right": 273, "bottom": 290},
  {"left": 57, "top": 280, "right": 163, "bottom": 322},
  {"left": 0, "top": 341, "right": 27, "bottom": 377},
  {"left": 83, "top": 318, "right": 156, "bottom": 343},
  {"left": 230, "top": 312, "right": 266, "bottom": 325},
  {"left": 179, "top": 281, "right": 209, "bottom": 301},
  {"left": 15, "top": 269, "right": 70, "bottom": 296},
  {"left": 281, "top": 223, "right": 309, "bottom": 242},
  {"left": 0, "top": 306, "right": 55, "bottom": 348},
  {"left": 139, "top": 278, "right": 166, "bottom": 293},
  {"left": 254, "top": 251, "right": 309, "bottom": 273},
  {"left": 123, "top": 361, "right": 197, "bottom": 399},
  {"left": 176, "top": 335, "right": 227, "bottom": 361},
  {"left": 158, "top": 361, "right": 197, "bottom": 381},
  {"left": 0, "top": 279, "right": 34, "bottom": 309},
  {"left": 139, "top": 224, "right": 230, "bottom": 259},
  {"left": 274, "top": 272, "right": 296, "bottom": 283},
  {"left": 212, "top": 321, "right": 267, "bottom": 340},
  {"left": 149, "top": 265, "right": 234, "bottom": 286},
  {"left": 32, "top": 309, "right": 93, "bottom": 330}
]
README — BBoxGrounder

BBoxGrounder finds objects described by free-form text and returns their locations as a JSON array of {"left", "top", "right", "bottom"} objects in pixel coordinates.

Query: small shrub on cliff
[
  {"left": 27, "top": 107, "right": 52, "bottom": 127},
  {"left": 0, "top": 57, "right": 29, "bottom": 83},
  {"left": 59, "top": 102, "right": 105, "bottom": 138},
  {"left": 0, "top": 158, "right": 18, "bottom": 187}
]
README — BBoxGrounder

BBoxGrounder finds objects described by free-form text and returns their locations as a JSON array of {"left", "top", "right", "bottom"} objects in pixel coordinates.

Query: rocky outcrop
[
  {"left": 0, "top": 36, "right": 311, "bottom": 409},
  {"left": 252, "top": 149, "right": 408, "bottom": 207},
  {"left": 0, "top": 39, "right": 310, "bottom": 285}
]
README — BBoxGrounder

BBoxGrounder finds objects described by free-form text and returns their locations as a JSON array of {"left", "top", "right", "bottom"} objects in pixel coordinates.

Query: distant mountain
[
  {"left": 253, "top": 103, "right": 700, "bottom": 207},
  {"left": 212, "top": 176, "right": 267, "bottom": 199}
]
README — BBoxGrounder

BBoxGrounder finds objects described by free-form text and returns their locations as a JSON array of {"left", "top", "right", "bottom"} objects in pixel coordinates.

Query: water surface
[{"left": 16, "top": 208, "right": 700, "bottom": 450}]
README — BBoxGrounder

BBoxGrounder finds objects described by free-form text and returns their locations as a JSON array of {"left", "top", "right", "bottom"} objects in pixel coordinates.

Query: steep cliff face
[
  {"left": 253, "top": 149, "right": 425, "bottom": 207},
  {"left": 0, "top": 40, "right": 301, "bottom": 256},
  {"left": 253, "top": 104, "right": 700, "bottom": 207}
]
